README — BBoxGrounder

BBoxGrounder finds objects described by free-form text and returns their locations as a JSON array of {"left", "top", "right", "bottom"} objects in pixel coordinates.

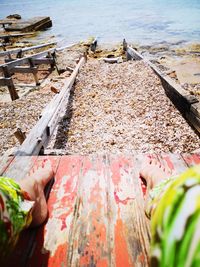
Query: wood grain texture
[
  {"left": 0, "top": 155, "right": 14, "bottom": 175},
  {"left": 1, "top": 154, "right": 200, "bottom": 267}
]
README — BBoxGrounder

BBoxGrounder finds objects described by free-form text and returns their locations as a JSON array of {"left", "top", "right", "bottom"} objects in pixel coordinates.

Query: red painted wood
[
  {"left": 0, "top": 155, "right": 14, "bottom": 176},
  {"left": 181, "top": 153, "right": 200, "bottom": 167},
  {"left": 27, "top": 155, "right": 83, "bottom": 267},
  {"left": 4, "top": 153, "right": 200, "bottom": 267},
  {"left": 109, "top": 154, "right": 150, "bottom": 267}
]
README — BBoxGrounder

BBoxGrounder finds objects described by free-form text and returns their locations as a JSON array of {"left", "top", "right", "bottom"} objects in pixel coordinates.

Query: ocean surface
[{"left": 0, "top": 0, "right": 200, "bottom": 45}]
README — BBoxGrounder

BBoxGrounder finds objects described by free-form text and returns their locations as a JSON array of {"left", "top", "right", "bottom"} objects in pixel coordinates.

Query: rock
[{"left": 7, "top": 14, "right": 21, "bottom": 19}]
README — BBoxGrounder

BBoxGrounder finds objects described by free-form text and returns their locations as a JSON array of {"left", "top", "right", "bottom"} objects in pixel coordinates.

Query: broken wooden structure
[
  {"left": 15, "top": 55, "right": 86, "bottom": 155},
  {"left": 1, "top": 16, "right": 52, "bottom": 32},
  {"left": 0, "top": 46, "right": 58, "bottom": 100},
  {"left": 0, "top": 153, "right": 200, "bottom": 266},
  {"left": 0, "top": 32, "right": 34, "bottom": 43},
  {"left": 125, "top": 44, "right": 200, "bottom": 135},
  {"left": 0, "top": 41, "right": 56, "bottom": 58}
]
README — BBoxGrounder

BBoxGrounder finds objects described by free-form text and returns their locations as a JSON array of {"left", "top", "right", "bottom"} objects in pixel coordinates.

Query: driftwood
[{"left": 15, "top": 56, "right": 86, "bottom": 156}]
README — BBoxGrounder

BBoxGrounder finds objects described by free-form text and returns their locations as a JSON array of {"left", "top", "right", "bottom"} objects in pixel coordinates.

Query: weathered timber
[
  {"left": 0, "top": 47, "right": 56, "bottom": 71},
  {"left": 90, "top": 37, "right": 98, "bottom": 52},
  {"left": 2, "top": 65, "right": 19, "bottom": 100},
  {"left": 15, "top": 56, "right": 86, "bottom": 156},
  {"left": 0, "top": 47, "right": 57, "bottom": 96},
  {"left": 126, "top": 45, "right": 200, "bottom": 134},
  {"left": 0, "top": 42, "right": 56, "bottom": 57},
  {"left": 0, "top": 21, "right": 13, "bottom": 29},
  {"left": 0, "top": 32, "right": 34, "bottom": 43},
  {"left": 0, "top": 77, "right": 13, "bottom": 86},
  {"left": 2, "top": 154, "right": 199, "bottom": 266},
  {"left": 4, "top": 16, "right": 52, "bottom": 32},
  {"left": 14, "top": 128, "right": 26, "bottom": 144}
]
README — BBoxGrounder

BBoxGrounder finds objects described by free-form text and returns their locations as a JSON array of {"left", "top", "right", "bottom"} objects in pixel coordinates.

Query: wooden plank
[
  {"left": 32, "top": 58, "right": 54, "bottom": 65},
  {"left": 0, "top": 155, "right": 14, "bottom": 176},
  {"left": 26, "top": 155, "right": 82, "bottom": 267},
  {"left": 3, "top": 156, "right": 60, "bottom": 267},
  {"left": 2, "top": 156, "right": 38, "bottom": 181},
  {"left": 0, "top": 77, "right": 13, "bottom": 86},
  {"left": 126, "top": 47, "right": 143, "bottom": 61},
  {"left": 68, "top": 154, "right": 110, "bottom": 266},
  {"left": 0, "top": 47, "right": 56, "bottom": 71},
  {"left": 11, "top": 66, "right": 38, "bottom": 74},
  {"left": 126, "top": 45, "right": 200, "bottom": 133},
  {"left": 0, "top": 42, "right": 56, "bottom": 57},
  {"left": 2, "top": 65, "right": 19, "bottom": 100},
  {"left": 108, "top": 154, "right": 150, "bottom": 266},
  {"left": 185, "top": 110, "right": 200, "bottom": 133},
  {"left": 181, "top": 153, "right": 200, "bottom": 167},
  {"left": 15, "top": 56, "right": 86, "bottom": 156}
]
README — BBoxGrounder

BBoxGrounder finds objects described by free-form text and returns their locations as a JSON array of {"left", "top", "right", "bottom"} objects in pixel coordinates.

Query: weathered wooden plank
[
  {"left": 108, "top": 154, "right": 150, "bottom": 266},
  {"left": 0, "top": 42, "right": 56, "bottom": 57},
  {"left": 181, "top": 153, "right": 200, "bottom": 167},
  {"left": 0, "top": 155, "right": 14, "bottom": 176},
  {"left": 126, "top": 47, "right": 143, "bottom": 61},
  {"left": 15, "top": 56, "right": 86, "bottom": 156},
  {"left": 11, "top": 66, "right": 38, "bottom": 74},
  {"left": 185, "top": 110, "right": 200, "bottom": 133},
  {"left": 2, "top": 65, "right": 19, "bottom": 100},
  {"left": 0, "top": 77, "right": 13, "bottom": 86},
  {"left": 31, "top": 58, "right": 54, "bottom": 65},
  {"left": 2, "top": 156, "right": 38, "bottom": 181},
  {"left": 157, "top": 153, "right": 188, "bottom": 176},
  {"left": 68, "top": 154, "right": 110, "bottom": 266},
  {"left": 126, "top": 45, "right": 200, "bottom": 133},
  {"left": 26, "top": 155, "right": 81, "bottom": 267},
  {"left": 0, "top": 33, "right": 34, "bottom": 39},
  {"left": 4, "top": 156, "right": 60, "bottom": 267},
  {"left": 0, "top": 47, "right": 56, "bottom": 71}
]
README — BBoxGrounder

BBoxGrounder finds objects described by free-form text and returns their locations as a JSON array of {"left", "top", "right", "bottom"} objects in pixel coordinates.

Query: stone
[{"left": 7, "top": 14, "right": 21, "bottom": 19}]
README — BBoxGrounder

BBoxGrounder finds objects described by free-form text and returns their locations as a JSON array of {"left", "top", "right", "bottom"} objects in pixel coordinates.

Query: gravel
[{"left": 50, "top": 59, "right": 200, "bottom": 154}]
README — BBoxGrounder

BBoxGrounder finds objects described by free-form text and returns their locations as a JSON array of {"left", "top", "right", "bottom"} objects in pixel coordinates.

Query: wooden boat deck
[{"left": 1, "top": 153, "right": 200, "bottom": 266}]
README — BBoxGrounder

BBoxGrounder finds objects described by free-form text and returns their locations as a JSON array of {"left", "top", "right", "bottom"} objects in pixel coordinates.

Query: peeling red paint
[
  {"left": 48, "top": 243, "right": 67, "bottom": 267},
  {"left": 162, "top": 155, "right": 174, "bottom": 170},
  {"left": 114, "top": 191, "right": 134, "bottom": 205},
  {"left": 114, "top": 218, "right": 133, "bottom": 267}
]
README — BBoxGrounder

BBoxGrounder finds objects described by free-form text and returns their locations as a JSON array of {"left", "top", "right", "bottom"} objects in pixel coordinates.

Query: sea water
[{"left": 0, "top": 0, "right": 199, "bottom": 45}]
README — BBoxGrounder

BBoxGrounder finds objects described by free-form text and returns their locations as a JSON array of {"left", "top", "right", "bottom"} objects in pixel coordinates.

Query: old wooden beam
[
  {"left": 15, "top": 56, "right": 86, "bottom": 156},
  {"left": 14, "top": 128, "right": 26, "bottom": 144},
  {"left": 2, "top": 65, "right": 19, "bottom": 100},
  {"left": 0, "top": 47, "right": 56, "bottom": 71},
  {"left": 0, "top": 77, "right": 13, "bottom": 86},
  {"left": 0, "top": 42, "right": 57, "bottom": 57}
]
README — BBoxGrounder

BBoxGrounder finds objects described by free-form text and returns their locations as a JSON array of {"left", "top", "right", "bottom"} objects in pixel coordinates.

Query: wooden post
[
  {"left": 28, "top": 58, "right": 40, "bottom": 86},
  {"left": 2, "top": 65, "right": 19, "bottom": 100},
  {"left": 16, "top": 49, "right": 23, "bottom": 58},
  {"left": 14, "top": 128, "right": 26, "bottom": 144},
  {"left": 123, "top": 39, "right": 127, "bottom": 51}
]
